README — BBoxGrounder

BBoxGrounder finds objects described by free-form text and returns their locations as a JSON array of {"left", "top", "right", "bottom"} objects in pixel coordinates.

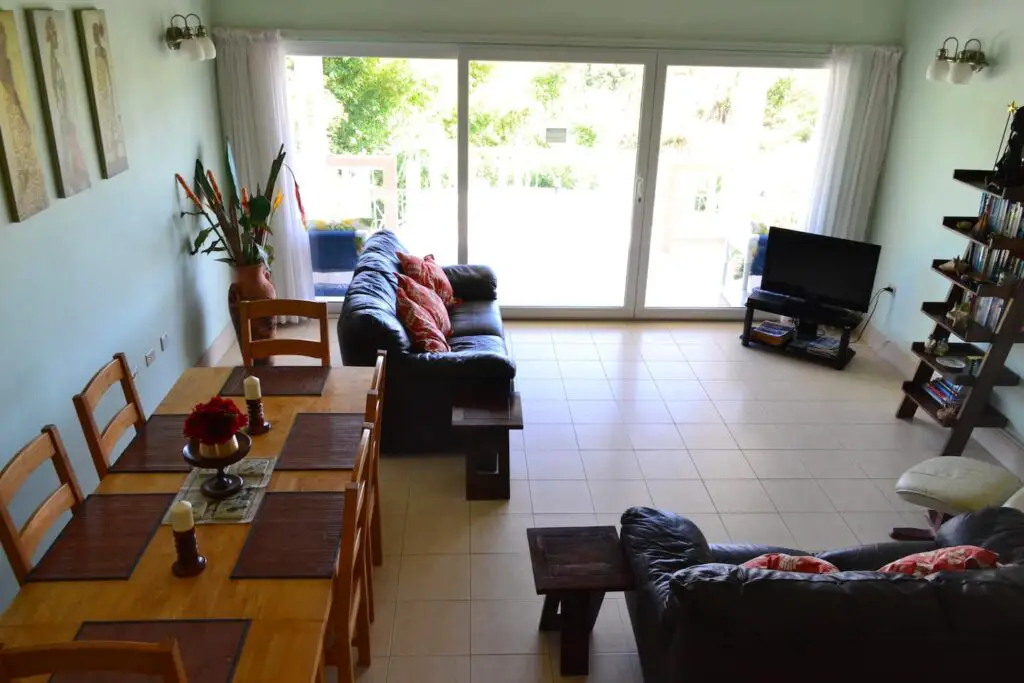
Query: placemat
[
  {"left": 219, "top": 366, "right": 330, "bottom": 397},
  {"left": 109, "top": 415, "right": 189, "bottom": 473},
  {"left": 232, "top": 492, "right": 345, "bottom": 579},
  {"left": 26, "top": 493, "right": 175, "bottom": 582},
  {"left": 275, "top": 413, "right": 364, "bottom": 470},
  {"left": 162, "top": 459, "right": 275, "bottom": 525},
  {"left": 51, "top": 619, "right": 250, "bottom": 683}
]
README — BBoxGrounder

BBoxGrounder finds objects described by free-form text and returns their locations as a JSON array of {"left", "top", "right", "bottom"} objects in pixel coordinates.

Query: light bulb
[
  {"left": 947, "top": 61, "right": 974, "bottom": 85},
  {"left": 926, "top": 58, "right": 949, "bottom": 82},
  {"left": 182, "top": 37, "right": 205, "bottom": 62},
  {"left": 198, "top": 35, "right": 216, "bottom": 60}
]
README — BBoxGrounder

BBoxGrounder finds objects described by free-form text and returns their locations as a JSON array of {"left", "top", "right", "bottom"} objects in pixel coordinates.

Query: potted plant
[{"left": 183, "top": 396, "right": 248, "bottom": 459}]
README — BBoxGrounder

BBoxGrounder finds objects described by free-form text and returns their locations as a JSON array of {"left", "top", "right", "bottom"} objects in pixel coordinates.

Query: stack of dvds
[{"left": 924, "top": 378, "right": 962, "bottom": 408}]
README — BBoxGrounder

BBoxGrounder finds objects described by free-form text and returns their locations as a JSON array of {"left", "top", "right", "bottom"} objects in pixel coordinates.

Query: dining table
[{"left": 0, "top": 365, "right": 374, "bottom": 683}]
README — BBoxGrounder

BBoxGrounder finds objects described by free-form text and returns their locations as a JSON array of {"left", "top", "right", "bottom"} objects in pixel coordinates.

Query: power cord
[{"left": 852, "top": 286, "right": 894, "bottom": 343}]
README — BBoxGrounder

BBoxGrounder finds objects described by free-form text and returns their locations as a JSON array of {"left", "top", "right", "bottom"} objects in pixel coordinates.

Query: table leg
[
  {"left": 539, "top": 594, "right": 560, "bottom": 631},
  {"left": 559, "top": 591, "right": 604, "bottom": 676},
  {"left": 464, "top": 429, "right": 511, "bottom": 500}
]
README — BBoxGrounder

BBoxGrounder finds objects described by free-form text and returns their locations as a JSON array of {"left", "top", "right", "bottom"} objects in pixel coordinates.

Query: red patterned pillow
[
  {"left": 398, "top": 274, "right": 452, "bottom": 337},
  {"left": 878, "top": 545, "right": 999, "bottom": 578},
  {"left": 398, "top": 252, "right": 455, "bottom": 305},
  {"left": 396, "top": 288, "right": 450, "bottom": 354},
  {"left": 741, "top": 553, "right": 839, "bottom": 574}
]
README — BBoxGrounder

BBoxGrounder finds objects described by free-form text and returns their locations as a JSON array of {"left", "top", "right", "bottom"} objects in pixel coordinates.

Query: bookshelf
[{"left": 896, "top": 169, "right": 1024, "bottom": 455}]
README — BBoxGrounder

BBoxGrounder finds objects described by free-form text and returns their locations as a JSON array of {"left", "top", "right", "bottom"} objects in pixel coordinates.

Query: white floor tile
[
  {"left": 665, "top": 400, "right": 723, "bottom": 424},
  {"left": 720, "top": 513, "right": 798, "bottom": 547},
  {"left": 524, "top": 425, "right": 579, "bottom": 451},
  {"left": 760, "top": 479, "right": 834, "bottom": 512},
  {"left": 627, "top": 423, "right": 684, "bottom": 450},
  {"left": 636, "top": 450, "right": 700, "bottom": 479},
  {"left": 841, "top": 511, "right": 908, "bottom": 545},
  {"left": 587, "top": 479, "right": 653, "bottom": 513},
  {"left": 655, "top": 380, "right": 708, "bottom": 401},
  {"left": 526, "top": 450, "right": 586, "bottom": 480},
  {"left": 646, "top": 480, "right": 716, "bottom": 513},
  {"left": 616, "top": 401, "right": 674, "bottom": 423},
  {"left": 645, "top": 361, "right": 695, "bottom": 380},
  {"left": 568, "top": 400, "right": 623, "bottom": 424},
  {"left": 563, "top": 379, "right": 614, "bottom": 401},
  {"left": 743, "top": 451, "right": 813, "bottom": 479},
  {"left": 522, "top": 400, "right": 572, "bottom": 424},
  {"left": 558, "top": 360, "right": 606, "bottom": 379},
  {"left": 471, "top": 599, "right": 547, "bottom": 655},
  {"left": 817, "top": 479, "right": 895, "bottom": 512},
  {"left": 581, "top": 450, "right": 644, "bottom": 480},
  {"left": 574, "top": 424, "right": 633, "bottom": 450},
  {"left": 677, "top": 423, "right": 739, "bottom": 450},
  {"left": 529, "top": 480, "right": 594, "bottom": 513},
  {"left": 690, "top": 450, "right": 757, "bottom": 479},
  {"left": 781, "top": 513, "right": 858, "bottom": 551},
  {"left": 704, "top": 479, "right": 776, "bottom": 513}
]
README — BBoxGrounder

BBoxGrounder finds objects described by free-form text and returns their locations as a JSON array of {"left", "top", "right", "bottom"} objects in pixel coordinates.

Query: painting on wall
[
  {"left": 28, "top": 10, "right": 91, "bottom": 198},
  {"left": 0, "top": 10, "right": 49, "bottom": 222},
  {"left": 76, "top": 9, "right": 127, "bottom": 178}
]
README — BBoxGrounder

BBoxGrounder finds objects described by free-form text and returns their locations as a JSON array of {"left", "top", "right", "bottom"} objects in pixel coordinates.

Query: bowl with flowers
[{"left": 182, "top": 397, "right": 252, "bottom": 499}]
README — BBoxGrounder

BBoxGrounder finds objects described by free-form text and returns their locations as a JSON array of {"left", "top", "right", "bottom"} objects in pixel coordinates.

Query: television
[{"left": 760, "top": 227, "right": 881, "bottom": 313}]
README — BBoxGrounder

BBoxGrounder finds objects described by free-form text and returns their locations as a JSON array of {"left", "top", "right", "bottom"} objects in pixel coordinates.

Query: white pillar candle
[
  {"left": 170, "top": 500, "right": 195, "bottom": 533},
  {"left": 243, "top": 376, "right": 262, "bottom": 400}
]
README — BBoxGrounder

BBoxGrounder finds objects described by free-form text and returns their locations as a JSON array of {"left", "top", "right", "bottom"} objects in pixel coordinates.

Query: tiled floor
[{"left": 217, "top": 319, "right": 1011, "bottom": 683}]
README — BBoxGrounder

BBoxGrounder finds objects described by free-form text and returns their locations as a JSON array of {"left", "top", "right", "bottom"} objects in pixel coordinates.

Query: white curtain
[
  {"left": 805, "top": 46, "right": 902, "bottom": 242},
  {"left": 212, "top": 29, "right": 313, "bottom": 322}
]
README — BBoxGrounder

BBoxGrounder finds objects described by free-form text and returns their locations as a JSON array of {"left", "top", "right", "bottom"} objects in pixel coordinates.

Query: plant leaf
[
  {"left": 223, "top": 139, "right": 241, "bottom": 208},
  {"left": 214, "top": 257, "right": 236, "bottom": 264},
  {"left": 263, "top": 144, "right": 286, "bottom": 199},
  {"left": 191, "top": 226, "right": 216, "bottom": 254},
  {"left": 249, "top": 195, "right": 272, "bottom": 224}
]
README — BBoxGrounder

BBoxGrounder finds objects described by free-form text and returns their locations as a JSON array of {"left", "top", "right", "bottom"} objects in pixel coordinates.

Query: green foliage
[
  {"left": 583, "top": 64, "right": 636, "bottom": 90},
  {"left": 662, "top": 135, "right": 688, "bottom": 150},
  {"left": 572, "top": 124, "right": 597, "bottom": 147},
  {"left": 469, "top": 62, "right": 494, "bottom": 89},
  {"left": 763, "top": 76, "right": 820, "bottom": 143},
  {"left": 248, "top": 195, "right": 272, "bottom": 225},
  {"left": 443, "top": 108, "right": 531, "bottom": 147},
  {"left": 531, "top": 67, "right": 566, "bottom": 110},
  {"left": 764, "top": 77, "right": 793, "bottom": 129},
  {"left": 529, "top": 165, "right": 576, "bottom": 189}
]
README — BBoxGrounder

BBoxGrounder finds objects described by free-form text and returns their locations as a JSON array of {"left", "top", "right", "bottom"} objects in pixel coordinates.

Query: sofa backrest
[{"left": 339, "top": 230, "right": 412, "bottom": 366}]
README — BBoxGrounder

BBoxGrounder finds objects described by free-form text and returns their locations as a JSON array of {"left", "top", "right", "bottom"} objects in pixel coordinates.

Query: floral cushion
[
  {"left": 398, "top": 252, "right": 455, "bottom": 305},
  {"left": 878, "top": 545, "right": 999, "bottom": 578},
  {"left": 740, "top": 553, "right": 840, "bottom": 574},
  {"left": 396, "top": 288, "right": 450, "bottom": 354},
  {"left": 398, "top": 274, "right": 452, "bottom": 337}
]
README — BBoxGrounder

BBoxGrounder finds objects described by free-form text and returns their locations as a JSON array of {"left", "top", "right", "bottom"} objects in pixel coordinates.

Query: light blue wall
[
  {"left": 0, "top": 0, "right": 228, "bottom": 607},
  {"left": 213, "top": 0, "right": 907, "bottom": 45},
  {"left": 869, "top": 0, "right": 1024, "bottom": 433}
]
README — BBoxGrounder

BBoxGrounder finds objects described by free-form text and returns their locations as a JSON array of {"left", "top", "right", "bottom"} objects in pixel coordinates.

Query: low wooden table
[
  {"left": 451, "top": 392, "right": 523, "bottom": 500},
  {"left": 526, "top": 526, "right": 634, "bottom": 676}
]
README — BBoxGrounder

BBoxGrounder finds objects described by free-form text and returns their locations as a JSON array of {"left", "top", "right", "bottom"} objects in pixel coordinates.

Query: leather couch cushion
[
  {"left": 935, "top": 506, "right": 1024, "bottom": 563},
  {"left": 450, "top": 300, "right": 505, "bottom": 339},
  {"left": 709, "top": 544, "right": 809, "bottom": 565},
  {"left": 817, "top": 541, "right": 937, "bottom": 571}
]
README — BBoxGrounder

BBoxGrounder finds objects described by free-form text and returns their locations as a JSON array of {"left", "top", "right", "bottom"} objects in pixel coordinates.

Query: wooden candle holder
[
  {"left": 172, "top": 528, "right": 207, "bottom": 577},
  {"left": 246, "top": 399, "right": 271, "bottom": 435}
]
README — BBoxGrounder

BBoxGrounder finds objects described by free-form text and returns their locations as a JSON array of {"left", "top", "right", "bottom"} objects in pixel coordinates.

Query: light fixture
[
  {"left": 165, "top": 13, "right": 215, "bottom": 61},
  {"left": 926, "top": 36, "right": 989, "bottom": 84}
]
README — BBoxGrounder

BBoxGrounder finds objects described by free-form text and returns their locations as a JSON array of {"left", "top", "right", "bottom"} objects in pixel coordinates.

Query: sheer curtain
[
  {"left": 212, "top": 29, "right": 313, "bottom": 322},
  {"left": 805, "top": 46, "right": 902, "bottom": 242}
]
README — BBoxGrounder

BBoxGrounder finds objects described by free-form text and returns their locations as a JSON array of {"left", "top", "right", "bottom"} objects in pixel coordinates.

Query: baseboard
[
  {"left": 859, "top": 321, "right": 917, "bottom": 377},
  {"left": 196, "top": 323, "right": 235, "bottom": 367}
]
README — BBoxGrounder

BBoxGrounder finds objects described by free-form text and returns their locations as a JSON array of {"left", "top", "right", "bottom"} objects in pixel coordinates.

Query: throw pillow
[
  {"left": 396, "top": 288, "right": 450, "bottom": 354},
  {"left": 398, "top": 274, "right": 452, "bottom": 337},
  {"left": 741, "top": 553, "right": 840, "bottom": 574},
  {"left": 878, "top": 545, "right": 999, "bottom": 578},
  {"left": 398, "top": 252, "right": 455, "bottom": 305}
]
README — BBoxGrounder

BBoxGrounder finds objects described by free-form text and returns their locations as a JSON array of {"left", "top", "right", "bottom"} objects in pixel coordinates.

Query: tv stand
[{"left": 741, "top": 289, "right": 862, "bottom": 370}]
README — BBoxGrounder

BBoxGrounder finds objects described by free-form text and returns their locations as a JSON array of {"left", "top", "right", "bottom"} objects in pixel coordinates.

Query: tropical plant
[{"left": 175, "top": 142, "right": 304, "bottom": 270}]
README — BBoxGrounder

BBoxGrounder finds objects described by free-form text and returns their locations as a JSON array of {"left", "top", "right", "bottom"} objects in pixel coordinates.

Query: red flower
[{"left": 183, "top": 396, "right": 248, "bottom": 445}]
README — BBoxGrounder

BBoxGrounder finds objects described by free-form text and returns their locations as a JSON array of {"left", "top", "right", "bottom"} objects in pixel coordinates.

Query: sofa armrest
[
  {"left": 816, "top": 541, "right": 937, "bottom": 571},
  {"left": 709, "top": 544, "right": 810, "bottom": 565},
  {"left": 394, "top": 347, "right": 516, "bottom": 383},
  {"left": 444, "top": 264, "right": 497, "bottom": 301}
]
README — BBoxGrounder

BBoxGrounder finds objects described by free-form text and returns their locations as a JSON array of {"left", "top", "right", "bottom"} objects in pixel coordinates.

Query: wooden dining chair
[
  {"left": 0, "top": 639, "right": 188, "bottom": 682},
  {"left": 324, "top": 476, "right": 372, "bottom": 683},
  {"left": 238, "top": 299, "right": 331, "bottom": 367},
  {"left": 362, "top": 350, "right": 386, "bottom": 567},
  {"left": 0, "top": 426, "right": 85, "bottom": 585},
  {"left": 349, "top": 426, "right": 376, "bottom": 621},
  {"left": 73, "top": 352, "right": 146, "bottom": 480}
]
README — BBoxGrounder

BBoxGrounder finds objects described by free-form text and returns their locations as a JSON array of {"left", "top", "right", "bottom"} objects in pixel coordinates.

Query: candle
[
  {"left": 170, "top": 500, "right": 195, "bottom": 533},
  {"left": 243, "top": 376, "right": 262, "bottom": 400}
]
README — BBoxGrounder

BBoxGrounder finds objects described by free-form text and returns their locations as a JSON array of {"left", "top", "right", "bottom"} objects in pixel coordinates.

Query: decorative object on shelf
[
  {"left": 946, "top": 301, "right": 971, "bottom": 327},
  {"left": 169, "top": 500, "right": 207, "bottom": 577},
  {"left": 165, "top": 13, "right": 216, "bottom": 61},
  {"left": 75, "top": 9, "right": 127, "bottom": 178},
  {"left": 937, "top": 258, "right": 970, "bottom": 278},
  {"left": 936, "top": 356, "right": 966, "bottom": 370},
  {"left": 243, "top": 376, "right": 270, "bottom": 435},
  {"left": 988, "top": 102, "right": 1024, "bottom": 193},
  {"left": 26, "top": 10, "right": 90, "bottom": 198},
  {"left": 0, "top": 10, "right": 49, "bottom": 222},
  {"left": 182, "top": 397, "right": 251, "bottom": 499},
  {"left": 926, "top": 37, "right": 989, "bottom": 85},
  {"left": 176, "top": 142, "right": 305, "bottom": 364}
]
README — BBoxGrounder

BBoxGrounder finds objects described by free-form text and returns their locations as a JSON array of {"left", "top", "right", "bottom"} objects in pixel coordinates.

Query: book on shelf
[
  {"left": 806, "top": 335, "right": 841, "bottom": 358},
  {"left": 751, "top": 321, "right": 794, "bottom": 346},
  {"left": 924, "top": 377, "right": 963, "bottom": 407}
]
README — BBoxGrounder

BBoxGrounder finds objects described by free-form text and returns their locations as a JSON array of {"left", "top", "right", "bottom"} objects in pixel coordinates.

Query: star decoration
[{"left": 1010, "top": 100, "right": 1019, "bottom": 114}]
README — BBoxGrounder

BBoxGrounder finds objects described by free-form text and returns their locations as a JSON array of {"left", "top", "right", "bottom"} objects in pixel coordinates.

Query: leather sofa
[
  {"left": 339, "top": 230, "right": 516, "bottom": 453},
  {"left": 620, "top": 505, "right": 1024, "bottom": 680}
]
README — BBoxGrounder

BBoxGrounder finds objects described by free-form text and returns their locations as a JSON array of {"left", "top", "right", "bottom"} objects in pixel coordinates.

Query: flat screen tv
[{"left": 760, "top": 227, "right": 881, "bottom": 313}]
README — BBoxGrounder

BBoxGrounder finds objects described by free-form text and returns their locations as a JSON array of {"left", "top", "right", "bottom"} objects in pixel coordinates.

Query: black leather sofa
[
  {"left": 339, "top": 230, "right": 515, "bottom": 453},
  {"left": 620, "top": 505, "right": 1024, "bottom": 680}
]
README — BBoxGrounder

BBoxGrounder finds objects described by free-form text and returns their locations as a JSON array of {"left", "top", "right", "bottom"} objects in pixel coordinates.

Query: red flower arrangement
[{"left": 183, "top": 396, "right": 248, "bottom": 445}]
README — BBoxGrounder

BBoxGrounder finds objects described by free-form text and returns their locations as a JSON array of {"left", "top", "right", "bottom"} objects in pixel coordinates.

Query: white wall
[
  {"left": 0, "top": 0, "right": 227, "bottom": 607},
  {"left": 212, "top": 0, "right": 907, "bottom": 45}
]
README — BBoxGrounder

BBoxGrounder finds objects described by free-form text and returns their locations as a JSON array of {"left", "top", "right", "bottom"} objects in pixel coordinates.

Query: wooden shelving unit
[{"left": 896, "top": 169, "right": 1024, "bottom": 455}]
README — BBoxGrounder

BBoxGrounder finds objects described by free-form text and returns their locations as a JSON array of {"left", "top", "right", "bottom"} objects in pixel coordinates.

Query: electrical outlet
[
  {"left": 885, "top": 283, "right": 896, "bottom": 296},
  {"left": 131, "top": 365, "right": 139, "bottom": 379},
  {"left": 145, "top": 349, "right": 156, "bottom": 367},
  {"left": 160, "top": 332, "right": 169, "bottom": 351}
]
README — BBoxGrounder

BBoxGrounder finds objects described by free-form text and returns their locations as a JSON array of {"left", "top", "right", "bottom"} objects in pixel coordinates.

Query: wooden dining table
[{"left": 0, "top": 365, "right": 374, "bottom": 683}]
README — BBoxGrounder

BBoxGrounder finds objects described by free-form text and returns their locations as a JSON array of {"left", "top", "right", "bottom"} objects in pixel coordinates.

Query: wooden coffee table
[
  {"left": 451, "top": 392, "right": 523, "bottom": 500},
  {"left": 526, "top": 526, "right": 634, "bottom": 675}
]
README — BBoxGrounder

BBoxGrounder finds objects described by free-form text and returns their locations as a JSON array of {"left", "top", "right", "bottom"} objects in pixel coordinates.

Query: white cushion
[
  {"left": 895, "top": 456, "right": 1022, "bottom": 515},
  {"left": 1004, "top": 486, "right": 1024, "bottom": 512}
]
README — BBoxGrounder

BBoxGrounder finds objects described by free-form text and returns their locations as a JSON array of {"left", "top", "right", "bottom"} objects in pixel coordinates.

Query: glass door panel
[
  {"left": 466, "top": 59, "right": 646, "bottom": 308},
  {"left": 642, "top": 66, "right": 828, "bottom": 309}
]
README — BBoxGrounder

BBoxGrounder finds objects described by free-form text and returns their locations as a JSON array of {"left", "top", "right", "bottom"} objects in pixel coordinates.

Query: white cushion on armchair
[{"left": 895, "top": 456, "right": 1023, "bottom": 515}]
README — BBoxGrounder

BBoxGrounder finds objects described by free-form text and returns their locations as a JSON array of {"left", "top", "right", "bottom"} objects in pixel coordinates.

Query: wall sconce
[
  {"left": 166, "top": 14, "right": 216, "bottom": 61},
  {"left": 926, "top": 37, "right": 989, "bottom": 84}
]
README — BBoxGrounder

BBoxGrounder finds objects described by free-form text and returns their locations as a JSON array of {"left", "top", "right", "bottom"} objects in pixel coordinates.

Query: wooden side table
[
  {"left": 451, "top": 392, "right": 523, "bottom": 500},
  {"left": 526, "top": 526, "right": 634, "bottom": 676}
]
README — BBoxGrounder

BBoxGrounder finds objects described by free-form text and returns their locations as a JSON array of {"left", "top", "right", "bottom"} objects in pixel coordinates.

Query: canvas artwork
[
  {"left": 76, "top": 9, "right": 127, "bottom": 178},
  {"left": 0, "top": 11, "right": 49, "bottom": 221},
  {"left": 28, "top": 10, "right": 91, "bottom": 198}
]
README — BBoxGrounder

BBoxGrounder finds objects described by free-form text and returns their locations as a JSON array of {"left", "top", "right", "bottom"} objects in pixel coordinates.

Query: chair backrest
[
  {"left": 73, "top": 353, "right": 146, "bottom": 480},
  {"left": 334, "top": 480, "right": 368, "bottom": 641},
  {"left": 0, "top": 426, "right": 85, "bottom": 584},
  {"left": 238, "top": 299, "right": 331, "bottom": 367},
  {"left": 0, "top": 639, "right": 188, "bottom": 682},
  {"left": 363, "top": 350, "right": 386, "bottom": 481}
]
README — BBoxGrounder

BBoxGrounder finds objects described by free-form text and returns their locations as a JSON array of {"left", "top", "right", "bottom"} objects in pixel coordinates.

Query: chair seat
[{"left": 895, "top": 456, "right": 1023, "bottom": 515}]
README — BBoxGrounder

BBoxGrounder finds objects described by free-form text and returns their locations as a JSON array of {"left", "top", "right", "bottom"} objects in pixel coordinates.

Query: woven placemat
[
  {"left": 26, "top": 494, "right": 175, "bottom": 582},
  {"left": 50, "top": 619, "right": 250, "bottom": 683},
  {"left": 232, "top": 492, "right": 345, "bottom": 579},
  {"left": 109, "top": 415, "right": 189, "bottom": 473},
  {"left": 275, "top": 413, "right": 364, "bottom": 470},
  {"left": 219, "top": 366, "right": 330, "bottom": 397}
]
